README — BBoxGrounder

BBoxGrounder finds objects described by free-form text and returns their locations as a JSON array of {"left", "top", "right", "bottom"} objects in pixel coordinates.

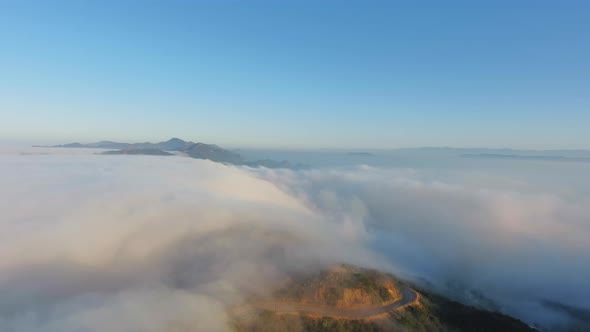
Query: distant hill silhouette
[
  {"left": 101, "top": 148, "right": 173, "bottom": 156},
  {"left": 44, "top": 137, "right": 194, "bottom": 151},
  {"left": 183, "top": 142, "right": 243, "bottom": 164},
  {"left": 462, "top": 153, "right": 590, "bottom": 163},
  {"left": 40, "top": 138, "right": 305, "bottom": 169}
]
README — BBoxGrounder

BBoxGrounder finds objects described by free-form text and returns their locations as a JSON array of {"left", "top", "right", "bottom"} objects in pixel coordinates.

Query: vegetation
[
  {"left": 272, "top": 265, "right": 398, "bottom": 306},
  {"left": 347, "top": 271, "right": 393, "bottom": 302},
  {"left": 234, "top": 265, "right": 536, "bottom": 332},
  {"left": 421, "top": 290, "right": 535, "bottom": 332},
  {"left": 236, "top": 314, "right": 384, "bottom": 332}
]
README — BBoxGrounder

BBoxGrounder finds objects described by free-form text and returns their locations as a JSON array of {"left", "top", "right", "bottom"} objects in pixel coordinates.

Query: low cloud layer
[
  {"left": 0, "top": 149, "right": 589, "bottom": 330},
  {"left": 255, "top": 165, "right": 590, "bottom": 329},
  {"left": 0, "top": 151, "right": 379, "bottom": 332}
]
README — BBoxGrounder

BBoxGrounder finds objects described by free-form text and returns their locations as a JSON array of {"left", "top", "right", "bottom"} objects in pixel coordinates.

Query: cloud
[
  {"left": 0, "top": 151, "right": 381, "bottom": 331},
  {"left": 253, "top": 165, "right": 590, "bottom": 329},
  {"left": 0, "top": 149, "right": 589, "bottom": 330}
]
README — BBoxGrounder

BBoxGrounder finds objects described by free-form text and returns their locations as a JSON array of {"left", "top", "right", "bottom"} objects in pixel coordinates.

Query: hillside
[
  {"left": 101, "top": 148, "right": 173, "bottom": 156},
  {"left": 182, "top": 142, "right": 243, "bottom": 164},
  {"left": 271, "top": 265, "right": 402, "bottom": 308},
  {"left": 232, "top": 265, "right": 535, "bottom": 332}
]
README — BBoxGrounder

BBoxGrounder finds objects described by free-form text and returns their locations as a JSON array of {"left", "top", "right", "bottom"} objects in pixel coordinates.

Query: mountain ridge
[{"left": 38, "top": 138, "right": 306, "bottom": 169}]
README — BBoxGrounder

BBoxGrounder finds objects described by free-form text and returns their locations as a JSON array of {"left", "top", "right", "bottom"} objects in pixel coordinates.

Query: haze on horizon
[{"left": 1, "top": 1, "right": 589, "bottom": 149}]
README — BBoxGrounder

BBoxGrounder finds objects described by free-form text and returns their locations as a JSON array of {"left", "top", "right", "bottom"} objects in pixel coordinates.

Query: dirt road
[{"left": 236, "top": 287, "right": 419, "bottom": 320}]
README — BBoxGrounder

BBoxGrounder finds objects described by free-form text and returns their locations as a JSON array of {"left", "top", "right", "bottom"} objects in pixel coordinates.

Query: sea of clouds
[{"left": 0, "top": 148, "right": 588, "bottom": 331}]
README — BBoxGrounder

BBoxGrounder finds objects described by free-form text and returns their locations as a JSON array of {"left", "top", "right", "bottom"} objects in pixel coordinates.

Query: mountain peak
[{"left": 165, "top": 137, "right": 185, "bottom": 143}]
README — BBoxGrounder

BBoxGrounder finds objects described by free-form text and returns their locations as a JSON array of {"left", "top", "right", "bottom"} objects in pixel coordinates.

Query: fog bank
[
  {"left": 0, "top": 149, "right": 589, "bottom": 330},
  {"left": 254, "top": 164, "right": 590, "bottom": 329}
]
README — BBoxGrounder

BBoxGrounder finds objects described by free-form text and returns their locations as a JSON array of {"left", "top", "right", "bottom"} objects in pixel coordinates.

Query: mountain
[
  {"left": 233, "top": 264, "right": 535, "bottom": 332},
  {"left": 86, "top": 141, "right": 132, "bottom": 149},
  {"left": 40, "top": 138, "right": 305, "bottom": 169},
  {"left": 45, "top": 138, "right": 195, "bottom": 151},
  {"left": 157, "top": 137, "right": 195, "bottom": 151},
  {"left": 101, "top": 148, "right": 173, "bottom": 156},
  {"left": 183, "top": 143, "right": 243, "bottom": 164}
]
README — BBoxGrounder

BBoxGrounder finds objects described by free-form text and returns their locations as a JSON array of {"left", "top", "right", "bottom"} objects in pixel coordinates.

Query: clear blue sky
[{"left": 1, "top": 1, "right": 589, "bottom": 149}]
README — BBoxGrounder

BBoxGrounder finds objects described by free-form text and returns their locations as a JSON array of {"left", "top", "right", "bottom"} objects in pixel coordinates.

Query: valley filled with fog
[{"left": 0, "top": 148, "right": 589, "bottom": 331}]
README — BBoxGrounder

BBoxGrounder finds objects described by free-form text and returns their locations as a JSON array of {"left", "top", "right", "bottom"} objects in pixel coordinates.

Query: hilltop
[
  {"left": 233, "top": 264, "right": 535, "bottom": 332},
  {"left": 270, "top": 265, "right": 403, "bottom": 308}
]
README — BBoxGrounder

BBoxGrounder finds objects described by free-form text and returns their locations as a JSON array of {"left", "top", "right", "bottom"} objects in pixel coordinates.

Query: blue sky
[{"left": 1, "top": 1, "right": 589, "bottom": 149}]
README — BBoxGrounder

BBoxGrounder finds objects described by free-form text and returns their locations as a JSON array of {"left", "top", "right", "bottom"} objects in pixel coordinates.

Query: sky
[{"left": 1, "top": 0, "right": 589, "bottom": 149}]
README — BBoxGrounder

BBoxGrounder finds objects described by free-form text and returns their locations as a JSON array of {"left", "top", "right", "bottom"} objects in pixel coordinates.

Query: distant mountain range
[
  {"left": 101, "top": 148, "right": 174, "bottom": 156},
  {"left": 43, "top": 137, "right": 196, "bottom": 151},
  {"left": 37, "top": 138, "right": 306, "bottom": 169},
  {"left": 462, "top": 153, "right": 590, "bottom": 163}
]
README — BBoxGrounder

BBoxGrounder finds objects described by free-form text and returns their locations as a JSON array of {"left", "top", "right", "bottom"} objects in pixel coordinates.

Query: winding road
[{"left": 234, "top": 287, "right": 419, "bottom": 320}]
